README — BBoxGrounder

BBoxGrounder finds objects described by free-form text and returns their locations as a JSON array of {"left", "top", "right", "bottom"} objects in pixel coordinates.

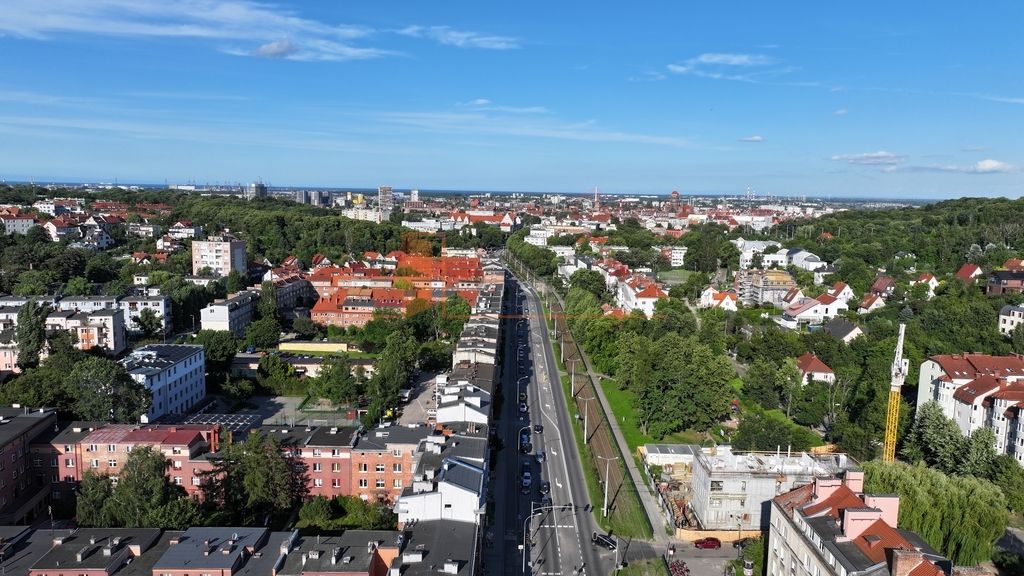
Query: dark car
[
  {"left": 694, "top": 537, "right": 722, "bottom": 550},
  {"left": 519, "top": 392, "right": 528, "bottom": 402},
  {"left": 592, "top": 532, "right": 617, "bottom": 550},
  {"left": 520, "top": 442, "right": 532, "bottom": 454},
  {"left": 733, "top": 538, "right": 756, "bottom": 550},
  {"left": 533, "top": 424, "right": 543, "bottom": 433},
  {"left": 539, "top": 481, "right": 551, "bottom": 495}
]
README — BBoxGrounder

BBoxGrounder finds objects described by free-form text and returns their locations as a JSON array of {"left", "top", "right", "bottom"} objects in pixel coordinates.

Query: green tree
[
  {"left": 225, "top": 269, "right": 247, "bottom": 293},
  {"left": 298, "top": 495, "right": 333, "bottom": 530},
  {"left": 777, "top": 358, "right": 803, "bottom": 419},
  {"left": 110, "top": 446, "right": 202, "bottom": 529},
  {"left": 1012, "top": 323, "right": 1024, "bottom": 355},
  {"left": 418, "top": 340, "right": 452, "bottom": 371},
  {"left": 437, "top": 295, "right": 472, "bottom": 340},
  {"left": 958, "top": 427, "right": 997, "bottom": 477},
  {"left": 221, "top": 374, "right": 254, "bottom": 402},
  {"left": 246, "top": 316, "right": 282, "bottom": 350},
  {"left": 134, "top": 307, "right": 163, "bottom": 337},
  {"left": 743, "top": 359, "right": 780, "bottom": 408},
  {"left": 70, "top": 356, "right": 151, "bottom": 423},
  {"left": 258, "top": 281, "right": 279, "bottom": 320},
  {"left": 733, "top": 410, "right": 817, "bottom": 451},
  {"left": 63, "top": 276, "right": 92, "bottom": 296},
  {"left": 15, "top": 298, "right": 48, "bottom": 369},
  {"left": 569, "top": 269, "right": 607, "bottom": 301},
  {"left": 989, "top": 454, "right": 1024, "bottom": 512},
  {"left": 13, "top": 269, "right": 55, "bottom": 295},
  {"left": 77, "top": 471, "right": 116, "bottom": 527},
  {"left": 900, "top": 401, "right": 965, "bottom": 474},
  {"left": 309, "top": 356, "right": 362, "bottom": 405},
  {"left": 192, "top": 330, "right": 239, "bottom": 372},
  {"left": 292, "top": 316, "right": 318, "bottom": 338}
]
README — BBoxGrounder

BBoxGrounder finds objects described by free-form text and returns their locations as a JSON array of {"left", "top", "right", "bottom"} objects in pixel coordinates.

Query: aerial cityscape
[{"left": 0, "top": 3, "right": 1022, "bottom": 576}]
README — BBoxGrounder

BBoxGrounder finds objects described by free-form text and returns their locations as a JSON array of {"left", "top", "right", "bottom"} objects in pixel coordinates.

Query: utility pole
[
  {"left": 596, "top": 455, "right": 620, "bottom": 518},
  {"left": 579, "top": 394, "right": 595, "bottom": 444}
]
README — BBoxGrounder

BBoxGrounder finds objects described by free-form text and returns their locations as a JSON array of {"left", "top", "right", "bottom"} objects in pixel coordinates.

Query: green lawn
[
  {"left": 600, "top": 377, "right": 706, "bottom": 451},
  {"left": 618, "top": 557, "right": 669, "bottom": 576},
  {"left": 656, "top": 269, "right": 693, "bottom": 285}
]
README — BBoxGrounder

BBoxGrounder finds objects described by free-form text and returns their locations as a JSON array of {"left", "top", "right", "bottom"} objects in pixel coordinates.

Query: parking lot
[{"left": 398, "top": 370, "right": 439, "bottom": 426}]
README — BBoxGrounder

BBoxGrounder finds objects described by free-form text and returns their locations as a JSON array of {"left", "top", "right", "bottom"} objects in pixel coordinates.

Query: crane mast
[{"left": 882, "top": 323, "right": 909, "bottom": 462}]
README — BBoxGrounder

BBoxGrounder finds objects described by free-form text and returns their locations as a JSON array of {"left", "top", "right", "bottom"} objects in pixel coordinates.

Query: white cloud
[
  {"left": 833, "top": 108, "right": 848, "bottom": 116},
  {"left": 397, "top": 25, "right": 520, "bottom": 50},
  {"left": 666, "top": 52, "right": 785, "bottom": 82},
  {"left": 739, "top": 135, "right": 764, "bottom": 142},
  {"left": 458, "top": 99, "right": 547, "bottom": 114},
  {"left": 0, "top": 2, "right": 519, "bottom": 61},
  {"left": 831, "top": 151, "right": 906, "bottom": 166},
  {"left": 255, "top": 38, "right": 297, "bottom": 58},
  {"left": 910, "top": 159, "right": 1018, "bottom": 174},
  {"left": 973, "top": 94, "right": 1024, "bottom": 105}
]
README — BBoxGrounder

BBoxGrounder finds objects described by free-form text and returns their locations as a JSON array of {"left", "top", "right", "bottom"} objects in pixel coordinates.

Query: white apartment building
[
  {"left": 191, "top": 235, "right": 247, "bottom": 277},
  {"left": 200, "top": 290, "right": 259, "bottom": 336},
  {"left": 56, "top": 295, "right": 120, "bottom": 313},
  {"left": 46, "top": 308, "right": 126, "bottom": 355},
  {"left": 1, "top": 216, "right": 36, "bottom": 235},
  {"left": 126, "top": 222, "right": 162, "bottom": 238},
  {"left": 168, "top": 221, "right": 202, "bottom": 239},
  {"left": 917, "top": 353, "right": 1024, "bottom": 464},
  {"left": 690, "top": 446, "right": 859, "bottom": 530},
  {"left": 342, "top": 207, "right": 385, "bottom": 223},
  {"left": 122, "top": 344, "right": 206, "bottom": 423},
  {"left": 396, "top": 458, "right": 485, "bottom": 525},
  {"left": 120, "top": 295, "right": 172, "bottom": 334},
  {"left": 732, "top": 238, "right": 783, "bottom": 270}
]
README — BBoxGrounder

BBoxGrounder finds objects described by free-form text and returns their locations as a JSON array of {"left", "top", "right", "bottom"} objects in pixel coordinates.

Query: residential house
[
  {"left": 987, "top": 270, "right": 1024, "bottom": 296},
  {"left": 869, "top": 275, "right": 896, "bottom": 297},
  {"left": 828, "top": 281, "right": 855, "bottom": 304},
  {"left": 167, "top": 220, "right": 203, "bottom": 239},
  {"left": 779, "top": 293, "right": 848, "bottom": 329},
  {"left": 46, "top": 308, "right": 126, "bottom": 355},
  {"left": 911, "top": 272, "right": 940, "bottom": 299},
  {"left": 126, "top": 222, "right": 162, "bottom": 237},
  {"left": 823, "top": 317, "right": 864, "bottom": 344},
  {"left": 796, "top": 352, "right": 835, "bottom": 384},
  {"left": 698, "top": 286, "right": 738, "bottom": 312},
  {"left": 999, "top": 304, "right": 1024, "bottom": 336},
  {"left": 857, "top": 293, "right": 885, "bottom": 314},
  {"left": 120, "top": 295, "right": 172, "bottom": 334},
  {"left": 956, "top": 263, "right": 984, "bottom": 282},
  {"left": 349, "top": 426, "right": 432, "bottom": 503}
]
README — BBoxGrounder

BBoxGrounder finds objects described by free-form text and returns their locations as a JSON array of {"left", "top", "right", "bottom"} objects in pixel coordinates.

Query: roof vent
[
  {"left": 308, "top": 550, "right": 321, "bottom": 560},
  {"left": 443, "top": 558, "right": 461, "bottom": 574}
]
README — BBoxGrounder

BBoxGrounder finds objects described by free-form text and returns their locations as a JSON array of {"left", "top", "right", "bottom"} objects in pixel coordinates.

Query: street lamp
[
  {"left": 521, "top": 503, "right": 564, "bottom": 574},
  {"left": 596, "top": 455, "right": 620, "bottom": 518}
]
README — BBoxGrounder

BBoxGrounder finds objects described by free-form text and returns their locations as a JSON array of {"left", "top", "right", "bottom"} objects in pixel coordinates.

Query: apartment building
[
  {"left": 395, "top": 429, "right": 488, "bottom": 526},
  {"left": 768, "top": 474, "right": 953, "bottom": 576},
  {"left": 999, "top": 304, "right": 1024, "bottom": 336},
  {"left": 350, "top": 426, "right": 431, "bottom": 503},
  {"left": 1, "top": 215, "right": 37, "bottom": 235},
  {"left": 46, "top": 308, "right": 126, "bottom": 355},
  {"left": 120, "top": 294, "right": 172, "bottom": 334},
  {"left": 122, "top": 345, "right": 206, "bottom": 423},
  {"left": 191, "top": 234, "right": 247, "bottom": 277},
  {"left": 734, "top": 269, "right": 798, "bottom": 307},
  {"left": 0, "top": 407, "right": 57, "bottom": 525},
  {"left": 263, "top": 425, "right": 360, "bottom": 499},
  {"left": 689, "top": 446, "right": 858, "bottom": 531},
  {"left": 200, "top": 290, "right": 259, "bottom": 336}
]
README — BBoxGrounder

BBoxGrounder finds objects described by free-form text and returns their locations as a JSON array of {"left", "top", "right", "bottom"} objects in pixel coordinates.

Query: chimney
[
  {"left": 76, "top": 545, "right": 89, "bottom": 562},
  {"left": 891, "top": 549, "right": 926, "bottom": 576},
  {"left": 863, "top": 494, "right": 900, "bottom": 527},
  {"left": 840, "top": 508, "right": 884, "bottom": 540},
  {"left": 844, "top": 470, "right": 865, "bottom": 493},
  {"left": 443, "top": 558, "right": 461, "bottom": 574},
  {"left": 812, "top": 477, "right": 843, "bottom": 502}
]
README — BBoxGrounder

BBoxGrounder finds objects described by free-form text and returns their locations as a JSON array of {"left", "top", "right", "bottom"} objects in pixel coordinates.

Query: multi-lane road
[{"left": 489, "top": 272, "right": 619, "bottom": 576}]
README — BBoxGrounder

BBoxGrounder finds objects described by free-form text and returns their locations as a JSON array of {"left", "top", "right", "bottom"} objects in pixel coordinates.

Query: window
[
  {"left": 359, "top": 479, "right": 368, "bottom": 488},
  {"left": 172, "top": 447, "right": 182, "bottom": 455},
  {"left": 64, "top": 475, "right": 74, "bottom": 483},
  {"left": 375, "top": 463, "right": 385, "bottom": 473},
  {"left": 376, "top": 479, "right": 385, "bottom": 488},
  {"left": 392, "top": 449, "right": 402, "bottom": 457},
  {"left": 332, "top": 463, "right": 341, "bottom": 473},
  {"left": 332, "top": 479, "right": 341, "bottom": 488},
  {"left": 125, "top": 445, "right": 133, "bottom": 453},
  {"left": 393, "top": 463, "right": 402, "bottom": 473},
  {"left": 88, "top": 444, "right": 97, "bottom": 452},
  {"left": 51, "top": 458, "right": 57, "bottom": 467},
  {"left": 108, "top": 444, "right": 116, "bottom": 452},
  {"left": 108, "top": 459, "right": 118, "bottom": 467},
  {"left": 64, "top": 444, "right": 72, "bottom": 453},
  {"left": 313, "top": 463, "right": 322, "bottom": 472},
  {"left": 173, "top": 461, "right": 182, "bottom": 469},
  {"left": 710, "top": 481, "right": 723, "bottom": 492},
  {"left": 314, "top": 479, "right": 323, "bottom": 487},
  {"left": 32, "top": 458, "right": 41, "bottom": 467},
  {"left": 313, "top": 448, "right": 321, "bottom": 456},
  {"left": 394, "top": 479, "right": 403, "bottom": 488},
  {"left": 359, "top": 463, "right": 368, "bottom": 473},
  {"left": 90, "top": 459, "right": 99, "bottom": 468},
  {"left": 192, "top": 477, "right": 202, "bottom": 486},
  {"left": 173, "top": 476, "right": 182, "bottom": 485},
  {"left": 65, "top": 458, "right": 75, "bottom": 468}
]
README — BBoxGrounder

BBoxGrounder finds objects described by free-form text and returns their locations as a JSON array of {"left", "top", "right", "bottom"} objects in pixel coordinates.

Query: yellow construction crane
[{"left": 883, "top": 323, "right": 909, "bottom": 462}]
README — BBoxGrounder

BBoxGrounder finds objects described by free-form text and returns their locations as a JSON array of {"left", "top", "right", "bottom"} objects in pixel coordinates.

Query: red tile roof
[
  {"left": 931, "top": 354, "right": 1024, "bottom": 380},
  {"left": 850, "top": 518, "right": 912, "bottom": 565},
  {"left": 801, "top": 484, "right": 863, "bottom": 519},
  {"left": 952, "top": 375, "right": 1003, "bottom": 404},
  {"left": 956, "top": 263, "right": 982, "bottom": 280},
  {"left": 797, "top": 352, "right": 833, "bottom": 375}
]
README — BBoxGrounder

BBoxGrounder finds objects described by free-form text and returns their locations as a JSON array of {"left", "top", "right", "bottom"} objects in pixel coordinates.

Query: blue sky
[{"left": 0, "top": 1, "right": 1022, "bottom": 199}]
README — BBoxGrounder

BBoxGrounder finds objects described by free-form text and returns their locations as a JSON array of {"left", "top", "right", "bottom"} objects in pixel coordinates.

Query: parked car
[
  {"left": 694, "top": 537, "right": 722, "bottom": 549},
  {"left": 536, "top": 451, "right": 546, "bottom": 463},
  {"left": 521, "top": 471, "right": 533, "bottom": 492},
  {"left": 539, "top": 481, "right": 551, "bottom": 495},
  {"left": 519, "top": 392, "right": 528, "bottom": 402},
  {"left": 533, "top": 424, "right": 543, "bottom": 433},
  {"left": 519, "top": 403, "right": 529, "bottom": 414},
  {"left": 520, "top": 442, "right": 532, "bottom": 454},
  {"left": 592, "top": 532, "right": 617, "bottom": 550}
]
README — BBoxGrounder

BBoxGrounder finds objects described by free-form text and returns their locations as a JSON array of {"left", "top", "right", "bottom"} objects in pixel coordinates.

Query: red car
[{"left": 694, "top": 537, "right": 722, "bottom": 549}]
